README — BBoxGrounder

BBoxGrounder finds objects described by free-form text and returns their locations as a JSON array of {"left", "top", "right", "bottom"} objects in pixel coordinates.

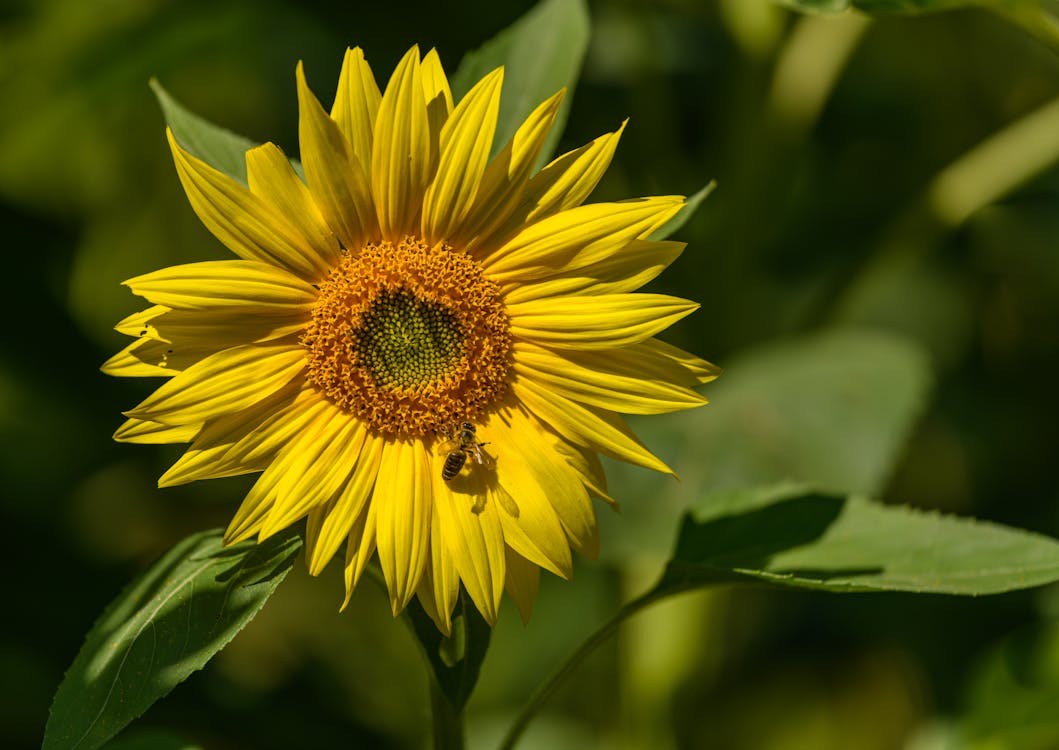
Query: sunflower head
[{"left": 105, "top": 45, "right": 719, "bottom": 634}]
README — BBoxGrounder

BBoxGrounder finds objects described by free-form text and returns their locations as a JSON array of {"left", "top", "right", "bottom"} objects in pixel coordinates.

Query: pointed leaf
[
  {"left": 44, "top": 529, "right": 302, "bottom": 750},
  {"left": 649, "top": 180, "right": 716, "bottom": 241},
  {"left": 151, "top": 79, "right": 302, "bottom": 185},
  {"left": 654, "top": 484, "right": 1059, "bottom": 597},
  {"left": 450, "top": 0, "right": 590, "bottom": 162}
]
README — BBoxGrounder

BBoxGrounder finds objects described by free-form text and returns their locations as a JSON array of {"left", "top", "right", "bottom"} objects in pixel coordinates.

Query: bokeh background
[{"left": 4, "top": 0, "right": 1059, "bottom": 748}]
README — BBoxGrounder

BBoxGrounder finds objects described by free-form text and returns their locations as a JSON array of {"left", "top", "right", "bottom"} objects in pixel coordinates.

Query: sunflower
[{"left": 104, "top": 46, "right": 718, "bottom": 633}]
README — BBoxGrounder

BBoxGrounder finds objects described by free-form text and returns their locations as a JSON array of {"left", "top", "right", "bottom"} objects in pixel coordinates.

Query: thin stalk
[
  {"left": 498, "top": 588, "right": 666, "bottom": 750},
  {"left": 926, "top": 91, "right": 1059, "bottom": 228},
  {"left": 360, "top": 564, "right": 467, "bottom": 749},
  {"left": 826, "top": 87, "right": 1059, "bottom": 324},
  {"left": 430, "top": 677, "right": 466, "bottom": 750}
]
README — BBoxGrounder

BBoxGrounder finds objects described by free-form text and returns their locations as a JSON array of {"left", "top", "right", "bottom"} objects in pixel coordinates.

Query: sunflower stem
[
  {"left": 498, "top": 588, "right": 664, "bottom": 750},
  {"left": 430, "top": 675, "right": 466, "bottom": 750},
  {"left": 365, "top": 564, "right": 468, "bottom": 750}
]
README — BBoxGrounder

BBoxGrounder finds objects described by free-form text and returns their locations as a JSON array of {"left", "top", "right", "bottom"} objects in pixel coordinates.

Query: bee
[{"left": 439, "top": 422, "right": 491, "bottom": 481}]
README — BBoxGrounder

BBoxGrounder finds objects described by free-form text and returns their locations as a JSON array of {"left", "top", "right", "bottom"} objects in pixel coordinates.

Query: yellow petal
[
  {"left": 560, "top": 441, "right": 617, "bottom": 507},
  {"left": 110, "top": 309, "right": 299, "bottom": 376},
  {"left": 421, "top": 67, "right": 503, "bottom": 243},
  {"left": 158, "top": 381, "right": 308, "bottom": 487},
  {"left": 125, "top": 344, "right": 305, "bottom": 425},
  {"left": 623, "top": 339, "right": 723, "bottom": 387},
  {"left": 482, "top": 409, "right": 574, "bottom": 577},
  {"left": 304, "top": 504, "right": 329, "bottom": 573},
  {"left": 500, "top": 406, "right": 599, "bottom": 558},
  {"left": 503, "top": 239, "right": 685, "bottom": 304},
  {"left": 123, "top": 260, "right": 317, "bottom": 312},
  {"left": 224, "top": 461, "right": 284, "bottom": 544},
  {"left": 166, "top": 129, "right": 325, "bottom": 279},
  {"left": 330, "top": 46, "right": 381, "bottom": 172},
  {"left": 484, "top": 198, "right": 684, "bottom": 282},
  {"left": 413, "top": 563, "right": 448, "bottom": 636},
  {"left": 424, "top": 508, "right": 460, "bottom": 635},
  {"left": 474, "top": 122, "right": 626, "bottom": 245},
  {"left": 373, "top": 439, "right": 432, "bottom": 614},
  {"left": 101, "top": 338, "right": 183, "bottom": 378},
  {"left": 420, "top": 48, "right": 453, "bottom": 170},
  {"left": 297, "top": 61, "right": 377, "bottom": 248},
  {"left": 460, "top": 90, "right": 564, "bottom": 249},
  {"left": 260, "top": 409, "right": 365, "bottom": 538},
  {"left": 164, "top": 446, "right": 270, "bottom": 488},
  {"left": 341, "top": 501, "right": 378, "bottom": 610},
  {"left": 514, "top": 342, "right": 707, "bottom": 415},
  {"left": 508, "top": 293, "right": 698, "bottom": 350},
  {"left": 114, "top": 305, "right": 167, "bottom": 337},
  {"left": 524, "top": 121, "right": 626, "bottom": 222},
  {"left": 504, "top": 548, "right": 541, "bottom": 625},
  {"left": 421, "top": 48, "right": 454, "bottom": 117},
  {"left": 221, "top": 391, "right": 339, "bottom": 543},
  {"left": 308, "top": 430, "right": 383, "bottom": 576},
  {"left": 513, "top": 376, "right": 673, "bottom": 475},
  {"left": 113, "top": 418, "right": 199, "bottom": 444},
  {"left": 372, "top": 46, "right": 432, "bottom": 238},
  {"left": 214, "top": 384, "right": 325, "bottom": 471},
  {"left": 432, "top": 467, "right": 505, "bottom": 625},
  {"left": 134, "top": 307, "right": 306, "bottom": 349},
  {"left": 245, "top": 142, "right": 342, "bottom": 275}
]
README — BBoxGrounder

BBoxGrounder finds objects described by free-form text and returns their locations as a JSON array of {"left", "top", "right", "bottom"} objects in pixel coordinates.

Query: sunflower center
[
  {"left": 302, "top": 237, "right": 511, "bottom": 438},
  {"left": 355, "top": 290, "right": 463, "bottom": 390}
]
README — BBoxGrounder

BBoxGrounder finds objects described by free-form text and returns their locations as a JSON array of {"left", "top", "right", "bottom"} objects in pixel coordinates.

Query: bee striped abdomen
[
  {"left": 440, "top": 422, "right": 489, "bottom": 481},
  {"left": 442, "top": 451, "right": 468, "bottom": 481}
]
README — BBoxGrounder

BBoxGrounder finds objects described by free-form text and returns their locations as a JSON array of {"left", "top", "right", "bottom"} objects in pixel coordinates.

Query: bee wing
[
  {"left": 472, "top": 443, "right": 495, "bottom": 469},
  {"left": 438, "top": 437, "right": 461, "bottom": 454}
]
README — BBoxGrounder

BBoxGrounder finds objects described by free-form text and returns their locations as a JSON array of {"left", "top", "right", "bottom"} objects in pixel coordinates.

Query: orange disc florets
[{"left": 302, "top": 237, "right": 511, "bottom": 438}]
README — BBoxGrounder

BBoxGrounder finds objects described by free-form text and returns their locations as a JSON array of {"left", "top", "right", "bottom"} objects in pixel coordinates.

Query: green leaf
[
  {"left": 450, "top": 0, "right": 591, "bottom": 162},
  {"left": 661, "top": 328, "right": 930, "bottom": 495},
  {"left": 683, "top": 328, "right": 931, "bottom": 495},
  {"left": 150, "top": 79, "right": 257, "bottom": 185},
  {"left": 650, "top": 181, "right": 716, "bottom": 241},
  {"left": 654, "top": 484, "right": 1059, "bottom": 597},
  {"left": 404, "top": 592, "right": 492, "bottom": 711},
  {"left": 44, "top": 529, "right": 302, "bottom": 750},
  {"left": 151, "top": 79, "right": 303, "bottom": 186}
]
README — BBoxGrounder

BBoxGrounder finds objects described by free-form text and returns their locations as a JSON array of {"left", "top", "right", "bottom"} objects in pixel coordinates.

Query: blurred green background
[{"left": 4, "top": 0, "right": 1059, "bottom": 748}]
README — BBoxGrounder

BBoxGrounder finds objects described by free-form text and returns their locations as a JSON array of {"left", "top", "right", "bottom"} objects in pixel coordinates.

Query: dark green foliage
[
  {"left": 658, "top": 484, "right": 1059, "bottom": 596},
  {"left": 43, "top": 530, "right": 301, "bottom": 750},
  {"left": 450, "top": 0, "right": 590, "bottom": 162},
  {"left": 404, "top": 593, "right": 492, "bottom": 711}
]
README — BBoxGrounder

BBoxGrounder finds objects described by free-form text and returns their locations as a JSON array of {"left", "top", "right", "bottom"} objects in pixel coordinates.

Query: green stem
[
  {"left": 826, "top": 84, "right": 1059, "bottom": 324},
  {"left": 498, "top": 588, "right": 665, "bottom": 750},
  {"left": 430, "top": 676, "right": 466, "bottom": 750},
  {"left": 925, "top": 91, "right": 1059, "bottom": 228},
  {"left": 363, "top": 563, "right": 470, "bottom": 750}
]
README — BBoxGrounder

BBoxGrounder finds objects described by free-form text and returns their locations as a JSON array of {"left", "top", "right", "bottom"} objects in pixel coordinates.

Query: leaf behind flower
[{"left": 451, "top": 0, "right": 591, "bottom": 163}]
